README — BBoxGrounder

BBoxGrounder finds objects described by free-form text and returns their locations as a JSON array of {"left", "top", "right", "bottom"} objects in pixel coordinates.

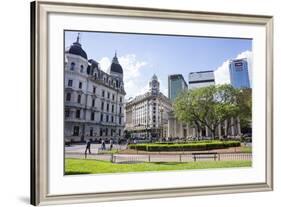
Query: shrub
[{"left": 128, "top": 141, "right": 240, "bottom": 152}]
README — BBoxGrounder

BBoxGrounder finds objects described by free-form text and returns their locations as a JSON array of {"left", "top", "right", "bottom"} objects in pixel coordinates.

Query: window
[
  {"left": 99, "top": 128, "right": 103, "bottom": 136},
  {"left": 120, "top": 97, "right": 122, "bottom": 103},
  {"left": 65, "top": 109, "right": 70, "bottom": 118},
  {"left": 68, "top": 80, "right": 73, "bottom": 87},
  {"left": 111, "top": 129, "right": 114, "bottom": 136},
  {"left": 77, "top": 94, "right": 81, "bottom": 103},
  {"left": 90, "top": 128, "right": 93, "bottom": 136},
  {"left": 102, "top": 90, "right": 105, "bottom": 97},
  {"left": 112, "top": 105, "right": 114, "bottom": 113},
  {"left": 73, "top": 126, "right": 79, "bottom": 136},
  {"left": 94, "top": 73, "right": 97, "bottom": 79},
  {"left": 112, "top": 94, "right": 115, "bottom": 101},
  {"left": 107, "top": 92, "right": 110, "bottom": 99},
  {"left": 105, "top": 128, "right": 108, "bottom": 136},
  {"left": 80, "top": 65, "right": 84, "bottom": 73},
  {"left": 70, "top": 62, "right": 75, "bottom": 70},
  {"left": 66, "top": 93, "right": 71, "bottom": 101},
  {"left": 100, "top": 113, "right": 103, "bottom": 122},
  {"left": 111, "top": 116, "right": 114, "bottom": 122},
  {"left": 93, "top": 86, "right": 96, "bottom": 94},
  {"left": 119, "top": 117, "right": 122, "bottom": 124},
  {"left": 101, "top": 102, "right": 104, "bottom": 111},
  {"left": 106, "top": 115, "right": 109, "bottom": 122},
  {"left": 118, "top": 129, "right": 121, "bottom": 136},
  {"left": 91, "top": 112, "right": 95, "bottom": 121},
  {"left": 119, "top": 107, "right": 122, "bottom": 114},
  {"left": 92, "top": 99, "right": 95, "bottom": 107},
  {"left": 75, "top": 110, "right": 80, "bottom": 119},
  {"left": 106, "top": 103, "right": 109, "bottom": 112},
  {"left": 79, "top": 82, "right": 82, "bottom": 89}
]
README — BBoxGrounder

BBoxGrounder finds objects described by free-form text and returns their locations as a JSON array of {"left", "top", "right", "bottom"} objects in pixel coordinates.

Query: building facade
[
  {"left": 229, "top": 58, "right": 250, "bottom": 89},
  {"left": 125, "top": 75, "right": 172, "bottom": 140},
  {"left": 64, "top": 35, "right": 126, "bottom": 143},
  {"left": 188, "top": 70, "right": 215, "bottom": 89},
  {"left": 168, "top": 74, "right": 188, "bottom": 101}
]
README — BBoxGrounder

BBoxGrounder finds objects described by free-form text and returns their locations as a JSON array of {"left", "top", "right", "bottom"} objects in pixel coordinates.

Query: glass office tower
[
  {"left": 229, "top": 59, "right": 250, "bottom": 89},
  {"left": 168, "top": 74, "right": 188, "bottom": 101}
]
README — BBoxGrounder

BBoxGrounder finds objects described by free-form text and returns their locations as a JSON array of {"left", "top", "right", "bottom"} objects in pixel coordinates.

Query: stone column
[
  {"left": 224, "top": 120, "right": 228, "bottom": 137},
  {"left": 180, "top": 123, "right": 183, "bottom": 138},
  {"left": 174, "top": 119, "right": 177, "bottom": 137},
  {"left": 231, "top": 117, "right": 235, "bottom": 136},
  {"left": 218, "top": 123, "right": 222, "bottom": 138},
  {"left": 167, "top": 118, "right": 171, "bottom": 137},
  {"left": 237, "top": 117, "right": 241, "bottom": 136}
]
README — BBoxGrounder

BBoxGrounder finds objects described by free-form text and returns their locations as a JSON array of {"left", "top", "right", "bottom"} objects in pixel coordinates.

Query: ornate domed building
[
  {"left": 64, "top": 34, "right": 126, "bottom": 143},
  {"left": 125, "top": 74, "right": 172, "bottom": 140}
]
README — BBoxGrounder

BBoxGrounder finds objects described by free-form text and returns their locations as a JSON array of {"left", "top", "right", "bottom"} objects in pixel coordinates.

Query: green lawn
[
  {"left": 240, "top": 146, "right": 252, "bottom": 153},
  {"left": 65, "top": 159, "right": 252, "bottom": 175}
]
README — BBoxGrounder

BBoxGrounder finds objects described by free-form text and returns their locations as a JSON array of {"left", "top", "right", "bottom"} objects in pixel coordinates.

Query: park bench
[{"left": 192, "top": 152, "right": 219, "bottom": 162}]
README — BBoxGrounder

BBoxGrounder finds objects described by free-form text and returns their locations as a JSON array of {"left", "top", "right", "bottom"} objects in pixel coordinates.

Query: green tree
[{"left": 173, "top": 84, "right": 249, "bottom": 139}]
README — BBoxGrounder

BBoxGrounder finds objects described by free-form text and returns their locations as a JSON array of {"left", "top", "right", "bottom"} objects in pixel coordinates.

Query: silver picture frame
[{"left": 30, "top": 0, "right": 273, "bottom": 205}]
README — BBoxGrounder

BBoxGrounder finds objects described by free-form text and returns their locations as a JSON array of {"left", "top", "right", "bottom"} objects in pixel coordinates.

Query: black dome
[
  {"left": 110, "top": 62, "right": 123, "bottom": 74},
  {"left": 66, "top": 42, "right": 87, "bottom": 59},
  {"left": 110, "top": 53, "right": 123, "bottom": 74}
]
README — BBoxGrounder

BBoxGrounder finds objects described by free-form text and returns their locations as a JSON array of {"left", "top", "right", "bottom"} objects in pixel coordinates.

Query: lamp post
[{"left": 160, "top": 104, "right": 164, "bottom": 140}]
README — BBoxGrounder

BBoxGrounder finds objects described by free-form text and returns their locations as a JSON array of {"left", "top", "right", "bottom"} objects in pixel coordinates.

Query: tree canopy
[{"left": 173, "top": 84, "right": 252, "bottom": 138}]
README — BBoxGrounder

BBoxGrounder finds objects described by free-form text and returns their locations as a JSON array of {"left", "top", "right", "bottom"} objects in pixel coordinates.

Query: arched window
[
  {"left": 70, "top": 62, "right": 75, "bottom": 70},
  {"left": 80, "top": 65, "right": 84, "bottom": 73}
]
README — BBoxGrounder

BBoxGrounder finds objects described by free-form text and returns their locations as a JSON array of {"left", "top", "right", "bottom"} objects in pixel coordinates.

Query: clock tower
[{"left": 149, "top": 74, "right": 160, "bottom": 96}]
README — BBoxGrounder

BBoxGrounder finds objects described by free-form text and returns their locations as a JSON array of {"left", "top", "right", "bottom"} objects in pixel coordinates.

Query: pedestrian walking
[
  {"left": 84, "top": 139, "right": 92, "bottom": 158},
  {"left": 101, "top": 139, "right": 106, "bottom": 150},
  {"left": 109, "top": 139, "right": 113, "bottom": 150}
]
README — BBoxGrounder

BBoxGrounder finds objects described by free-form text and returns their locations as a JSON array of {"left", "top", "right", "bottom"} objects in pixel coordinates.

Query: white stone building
[
  {"left": 64, "top": 35, "right": 126, "bottom": 142},
  {"left": 125, "top": 75, "right": 172, "bottom": 140}
]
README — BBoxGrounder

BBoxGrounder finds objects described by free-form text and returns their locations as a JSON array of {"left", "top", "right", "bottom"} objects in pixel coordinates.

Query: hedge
[{"left": 129, "top": 141, "right": 240, "bottom": 152}]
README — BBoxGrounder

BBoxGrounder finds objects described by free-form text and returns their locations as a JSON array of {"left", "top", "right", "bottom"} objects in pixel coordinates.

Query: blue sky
[{"left": 65, "top": 31, "right": 252, "bottom": 99}]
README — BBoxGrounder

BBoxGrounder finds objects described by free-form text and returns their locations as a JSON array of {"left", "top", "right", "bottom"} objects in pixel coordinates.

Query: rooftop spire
[
  {"left": 112, "top": 50, "right": 119, "bottom": 64},
  {"left": 76, "top": 32, "right": 80, "bottom": 44}
]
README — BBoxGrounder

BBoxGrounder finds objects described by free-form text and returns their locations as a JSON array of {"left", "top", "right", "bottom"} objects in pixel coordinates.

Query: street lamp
[{"left": 159, "top": 104, "right": 164, "bottom": 140}]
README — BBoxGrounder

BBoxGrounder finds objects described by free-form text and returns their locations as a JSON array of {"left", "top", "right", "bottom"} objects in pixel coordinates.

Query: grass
[
  {"left": 99, "top": 149, "right": 119, "bottom": 154},
  {"left": 65, "top": 158, "right": 252, "bottom": 175},
  {"left": 240, "top": 146, "right": 252, "bottom": 153}
]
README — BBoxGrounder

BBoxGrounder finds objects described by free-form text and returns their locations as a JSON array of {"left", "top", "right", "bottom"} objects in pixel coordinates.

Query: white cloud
[
  {"left": 99, "top": 57, "right": 111, "bottom": 73},
  {"left": 98, "top": 54, "right": 148, "bottom": 98},
  {"left": 119, "top": 54, "right": 147, "bottom": 82},
  {"left": 214, "top": 50, "right": 252, "bottom": 87},
  {"left": 214, "top": 60, "right": 231, "bottom": 85}
]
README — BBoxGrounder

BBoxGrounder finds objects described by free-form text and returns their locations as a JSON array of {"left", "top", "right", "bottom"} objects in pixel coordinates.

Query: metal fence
[
  {"left": 111, "top": 153, "right": 252, "bottom": 163},
  {"left": 68, "top": 152, "right": 251, "bottom": 163}
]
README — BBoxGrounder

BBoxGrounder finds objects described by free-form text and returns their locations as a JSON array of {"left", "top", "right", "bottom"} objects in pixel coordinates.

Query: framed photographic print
[{"left": 31, "top": 0, "right": 273, "bottom": 205}]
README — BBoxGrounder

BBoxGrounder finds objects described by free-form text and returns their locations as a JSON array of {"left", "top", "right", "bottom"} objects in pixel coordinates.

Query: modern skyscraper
[
  {"left": 229, "top": 59, "right": 250, "bottom": 89},
  {"left": 168, "top": 74, "right": 188, "bottom": 101},
  {"left": 188, "top": 70, "right": 215, "bottom": 89}
]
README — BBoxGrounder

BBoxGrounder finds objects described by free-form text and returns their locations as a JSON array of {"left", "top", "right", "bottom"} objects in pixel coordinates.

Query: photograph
[{"left": 64, "top": 31, "right": 253, "bottom": 175}]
